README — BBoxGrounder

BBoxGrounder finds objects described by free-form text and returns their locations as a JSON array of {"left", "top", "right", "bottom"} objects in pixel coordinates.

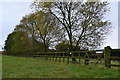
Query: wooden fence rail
[
  {"left": 34, "top": 46, "right": 120, "bottom": 68},
  {"left": 35, "top": 49, "right": 104, "bottom": 66}
]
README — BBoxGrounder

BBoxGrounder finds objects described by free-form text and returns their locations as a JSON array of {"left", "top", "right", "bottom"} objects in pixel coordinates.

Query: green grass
[{"left": 2, "top": 55, "right": 119, "bottom": 78}]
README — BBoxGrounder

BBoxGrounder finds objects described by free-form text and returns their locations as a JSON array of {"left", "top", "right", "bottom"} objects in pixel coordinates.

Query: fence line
[{"left": 34, "top": 46, "right": 120, "bottom": 68}]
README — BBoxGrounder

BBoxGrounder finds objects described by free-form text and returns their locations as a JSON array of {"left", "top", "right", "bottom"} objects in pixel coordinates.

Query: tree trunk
[
  {"left": 43, "top": 40, "right": 47, "bottom": 52},
  {"left": 43, "top": 40, "right": 47, "bottom": 60},
  {"left": 69, "top": 33, "right": 76, "bottom": 62},
  {"left": 44, "top": 45, "right": 47, "bottom": 52}
]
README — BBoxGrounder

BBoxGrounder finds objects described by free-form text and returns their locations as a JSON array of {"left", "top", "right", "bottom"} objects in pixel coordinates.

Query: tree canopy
[
  {"left": 31, "top": 0, "right": 111, "bottom": 51},
  {"left": 4, "top": 31, "right": 47, "bottom": 56},
  {"left": 14, "top": 11, "right": 65, "bottom": 52}
]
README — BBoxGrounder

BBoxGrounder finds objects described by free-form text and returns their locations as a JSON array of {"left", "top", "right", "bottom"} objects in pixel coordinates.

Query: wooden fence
[
  {"left": 0, "top": 51, "right": 7, "bottom": 55},
  {"left": 34, "top": 46, "right": 120, "bottom": 68},
  {"left": 35, "top": 50, "right": 104, "bottom": 65},
  {"left": 104, "top": 46, "right": 120, "bottom": 68}
]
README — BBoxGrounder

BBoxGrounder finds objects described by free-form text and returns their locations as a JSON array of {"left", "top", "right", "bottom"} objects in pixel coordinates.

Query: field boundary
[{"left": 35, "top": 46, "right": 120, "bottom": 68}]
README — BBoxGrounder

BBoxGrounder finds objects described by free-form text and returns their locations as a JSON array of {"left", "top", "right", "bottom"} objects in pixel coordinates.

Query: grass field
[{"left": 2, "top": 55, "right": 120, "bottom": 78}]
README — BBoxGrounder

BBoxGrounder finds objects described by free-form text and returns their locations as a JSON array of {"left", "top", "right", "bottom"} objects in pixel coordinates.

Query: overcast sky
[{"left": 0, "top": 0, "right": 119, "bottom": 51}]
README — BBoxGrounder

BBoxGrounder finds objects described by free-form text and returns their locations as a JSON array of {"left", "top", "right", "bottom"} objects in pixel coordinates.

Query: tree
[
  {"left": 15, "top": 11, "right": 65, "bottom": 52},
  {"left": 15, "top": 13, "right": 37, "bottom": 39},
  {"left": 31, "top": 0, "right": 112, "bottom": 61},
  {"left": 34, "top": 11, "right": 64, "bottom": 52},
  {"left": 55, "top": 42, "right": 80, "bottom": 52},
  {"left": 4, "top": 31, "right": 46, "bottom": 56},
  {"left": 55, "top": 42, "right": 69, "bottom": 52}
]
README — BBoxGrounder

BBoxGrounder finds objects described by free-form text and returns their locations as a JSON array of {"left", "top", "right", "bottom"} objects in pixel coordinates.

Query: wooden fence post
[
  {"left": 53, "top": 54, "right": 54, "bottom": 60},
  {"left": 85, "top": 59, "right": 89, "bottom": 65},
  {"left": 55, "top": 53, "right": 57, "bottom": 62},
  {"left": 45, "top": 53, "right": 47, "bottom": 60},
  {"left": 104, "top": 46, "right": 111, "bottom": 68},
  {"left": 41, "top": 54, "right": 43, "bottom": 59},
  {"left": 43, "top": 54, "right": 45, "bottom": 59},
  {"left": 67, "top": 53, "right": 69, "bottom": 63},
  {"left": 47, "top": 53, "right": 49, "bottom": 60},
  {"left": 59, "top": 53, "right": 61, "bottom": 62},
  {"left": 50, "top": 54, "right": 51, "bottom": 60},
  {"left": 78, "top": 53, "right": 80, "bottom": 64},
  {"left": 52, "top": 53, "right": 53, "bottom": 60},
  {"left": 63, "top": 53, "right": 65, "bottom": 62},
  {"left": 53, "top": 53, "right": 54, "bottom": 61},
  {"left": 85, "top": 52, "right": 89, "bottom": 65},
  {"left": 71, "top": 52, "right": 74, "bottom": 64}
]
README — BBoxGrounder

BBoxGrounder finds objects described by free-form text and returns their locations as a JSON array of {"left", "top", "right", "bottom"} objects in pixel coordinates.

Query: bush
[{"left": 4, "top": 31, "right": 46, "bottom": 56}]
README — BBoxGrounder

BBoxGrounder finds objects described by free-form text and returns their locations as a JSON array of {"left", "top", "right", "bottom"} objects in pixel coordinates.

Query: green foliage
[
  {"left": 14, "top": 10, "right": 64, "bottom": 52},
  {"left": 55, "top": 42, "right": 80, "bottom": 51},
  {"left": 55, "top": 43, "right": 69, "bottom": 51},
  {"left": 31, "top": 1, "right": 112, "bottom": 50},
  {"left": 4, "top": 31, "right": 46, "bottom": 56}
]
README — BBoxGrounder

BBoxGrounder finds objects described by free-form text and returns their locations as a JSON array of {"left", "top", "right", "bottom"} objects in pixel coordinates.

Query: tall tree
[
  {"left": 14, "top": 11, "right": 64, "bottom": 52},
  {"left": 34, "top": 11, "right": 64, "bottom": 52},
  {"left": 31, "top": 0, "right": 112, "bottom": 61}
]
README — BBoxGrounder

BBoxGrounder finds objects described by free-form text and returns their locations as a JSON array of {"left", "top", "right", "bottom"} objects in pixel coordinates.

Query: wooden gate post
[{"left": 104, "top": 46, "right": 111, "bottom": 68}]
